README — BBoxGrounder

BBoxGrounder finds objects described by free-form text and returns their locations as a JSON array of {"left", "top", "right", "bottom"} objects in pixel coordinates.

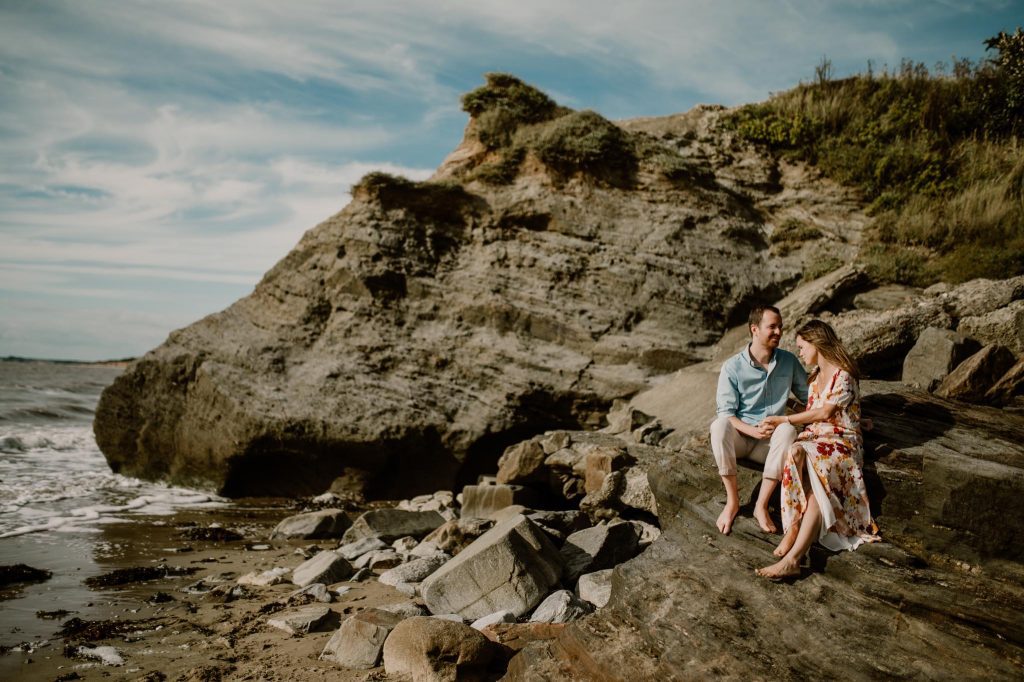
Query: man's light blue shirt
[{"left": 716, "top": 345, "right": 809, "bottom": 425}]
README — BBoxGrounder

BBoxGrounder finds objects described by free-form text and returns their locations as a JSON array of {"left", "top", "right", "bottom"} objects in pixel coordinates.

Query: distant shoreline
[{"left": 1, "top": 355, "right": 135, "bottom": 368}]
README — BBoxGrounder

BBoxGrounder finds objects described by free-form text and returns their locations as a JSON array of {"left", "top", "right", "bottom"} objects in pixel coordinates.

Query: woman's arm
[{"left": 762, "top": 402, "right": 838, "bottom": 427}]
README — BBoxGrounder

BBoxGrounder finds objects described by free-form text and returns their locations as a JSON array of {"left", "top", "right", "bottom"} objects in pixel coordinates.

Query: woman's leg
[
  {"left": 773, "top": 445, "right": 805, "bottom": 557},
  {"left": 757, "top": 493, "right": 822, "bottom": 579}
]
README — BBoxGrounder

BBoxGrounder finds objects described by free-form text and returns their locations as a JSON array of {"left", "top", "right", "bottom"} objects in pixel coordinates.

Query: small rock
[
  {"left": 320, "top": 608, "right": 404, "bottom": 669},
  {"left": 237, "top": 567, "right": 290, "bottom": 587},
  {"left": 341, "top": 509, "right": 446, "bottom": 545},
  {"left": 431, "top": 613, "right": 464, "bottom": 622},
  {"left": 496, "top": 439, "right": 547, "bottom": 485},
  {"left": 540, "top": 430, "right": 571, "bottom": 454},
  {"left": 986, "top": 359, "right": 1024, "bottom": 406},
  {"left": 478, "top": 622, "right": 566, "bottom": 653},
  {"left": 460, "top": 483, "right": 538, "bottom": 520},
  {"left": 379, "top": 553, "right": 449, "bottom": 586},
  {"left": 337, "top": 536, "right": 387, "bottom": 560},
  {"left": 529, "top": 589, "right": 593, "bottom": 623},
  {"left": 270, "top": 509, "right": 352, "bottom": 540},
  {"left": 392, "top": 536, "right": 419, "bottom": 553},
  {"left": 350, "top": 568, "right": 373, "bottom": 582},
  {"left": 560, "top": 521, "right": 640, "bottom": 582},
  {"left": 378, "top": 601, "right": 428, "bottom": 618},
  {"left": 292, "top": 551, "right": 353, "bottom": 587},
  {"left": 471, "top": 610, "right": 517, "bottom": 630},
  {"left": 576, "top": 569, "right": 614, "bottom": 608},
  {"left": 266, "top": 605, "right": 335, "bottom": 635},
  {"left": 287, "top": 583, "right": 332, "bottom": 604},
  {"left": 353, "top": 549, "right": 401, "bottom": 570}
]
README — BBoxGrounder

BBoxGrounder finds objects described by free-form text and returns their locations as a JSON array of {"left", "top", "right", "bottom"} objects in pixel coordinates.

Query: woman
[{"left": 755, "top": 319, "right": 879, "bottom": 580}]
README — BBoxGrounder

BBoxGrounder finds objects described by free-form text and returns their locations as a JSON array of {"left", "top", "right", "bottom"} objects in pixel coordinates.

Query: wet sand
[{"left": 1, "top": 500, "right": 413, "bottom": 681}]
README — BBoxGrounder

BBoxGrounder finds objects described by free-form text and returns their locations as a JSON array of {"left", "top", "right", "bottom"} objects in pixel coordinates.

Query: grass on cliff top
[
  {"left": 725, "top": 29, "right": 1024, "bottom": 285},
  {"left": 461, "top": 73, "right": 683, "bottom": 188}
]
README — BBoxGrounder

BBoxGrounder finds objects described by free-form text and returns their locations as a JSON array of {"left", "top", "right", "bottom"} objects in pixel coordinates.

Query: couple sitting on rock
[{"left": 711, "top": 305, "right": 879, "bottom": 579}]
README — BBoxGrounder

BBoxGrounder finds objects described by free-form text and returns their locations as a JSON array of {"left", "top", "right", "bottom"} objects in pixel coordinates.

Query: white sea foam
[{"left": 0, "top": 422, "right": 225, "bottom": 537}]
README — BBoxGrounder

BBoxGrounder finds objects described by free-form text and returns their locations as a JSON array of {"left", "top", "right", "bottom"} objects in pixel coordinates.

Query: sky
[{"left": 1, "top": 1, "right": 1020, "bottom": 361}]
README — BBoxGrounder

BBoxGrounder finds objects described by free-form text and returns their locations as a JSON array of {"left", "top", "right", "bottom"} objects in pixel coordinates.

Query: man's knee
[
  {"left": 772, "top": 421, "right": 797, "bottom": 444},
  {"left": 710, "top": 415, "right": 734, "bottom": 440}
]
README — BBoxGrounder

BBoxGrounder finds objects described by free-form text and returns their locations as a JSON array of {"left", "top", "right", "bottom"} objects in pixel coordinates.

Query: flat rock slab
[
  {"left": 420, "top": 514, "right": 564, "bottom": 620},
  {"left": 270, "top": 509, "right": 352, "bottom": 540},
  {"left": 480, "top": 622, "right": 566, "bottom": 653},
  {"left": 470, "top": 610, "right": 517, "bottom": 630},
  {"left": 266, "top": 605, "right": 336, "bottom": 635},
  {"left": 292, "top": 551, "right": 352, "bottom": 587},
  {"left": 341, "top": 509, "right": 446, "bottom": 545},
  {"left": 379, "top": 553, "right": 449, "bottom": 586},
  {"left": 382, "top": 616, "right": 497, "bottom": 682},
  {"left": 901, "top": 327, "right": 979, "bottom": 391},
  {"left": 320, "top": 608, "right": 404, "bottom": 669}
]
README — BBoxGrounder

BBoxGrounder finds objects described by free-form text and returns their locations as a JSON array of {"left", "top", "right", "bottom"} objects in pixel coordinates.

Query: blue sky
[{"left": 1, "top": 0, "right": 1020, "bottom": 360}]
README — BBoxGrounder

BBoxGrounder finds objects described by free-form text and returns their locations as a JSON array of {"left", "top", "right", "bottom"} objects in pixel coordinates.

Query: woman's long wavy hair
[{"left": 796, "top": 319, "right": 860, "bottom": 383}]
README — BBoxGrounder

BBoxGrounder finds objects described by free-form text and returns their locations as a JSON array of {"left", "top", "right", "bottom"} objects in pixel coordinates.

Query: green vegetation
[
  {"left": 532, "top": 110, "right": 637, "bottom": 185},
  {"left": 770, "top": 218, "right": 823, "bottom": 255},
  {"left": 725, "top": 29, "right": 1024, "bottom": 285},
  {"left": 461, "top": 73, "right": 642, "bottom": 187},
  {"left": 352, "top": 172, "right": 474, "bottom": 225}
]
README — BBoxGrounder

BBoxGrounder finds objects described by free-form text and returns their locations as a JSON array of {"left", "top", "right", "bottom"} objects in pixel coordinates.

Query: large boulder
[
  {"left": 935, "top": 345, "right": 1017, "bottom": 403},
  {"left": 901, "top": 327, "right": 980, "bottom": 391},
  {"left": 420, "top": 514, "right": 564, "bottom": 620},
  {"left": 382, "top": 616, "right": 498, "bottom": 682},
  {"left": 987, "top": 359, "right": 1024, "bottom": 406},
  {"left": 958, "top": 299, "right": 1024, "bottom": 356}
]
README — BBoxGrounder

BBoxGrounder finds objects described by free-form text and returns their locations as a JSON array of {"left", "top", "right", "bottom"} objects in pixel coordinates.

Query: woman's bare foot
[
  {"left": 716, "top": 501, "right": 739, "bottom": 534},
  {"left": 773, "top": 525, "right": 799, "bottom": 557},
  {"left": 756, "top": 558, "right": 800, "bottom": 580},
  {"left": 753, "top": 505, "right": 777, "bottom": 534}
]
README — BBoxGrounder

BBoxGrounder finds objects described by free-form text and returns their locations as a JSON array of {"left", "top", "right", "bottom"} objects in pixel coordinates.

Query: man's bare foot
[
  {"left": 716, "top": 502, "right": 739, "bottom": 534},
  {"left": 773, "top": 525, "right": 799, "bottom": 557},
  {"left": 753, "top": 506, "right": 777, "bottom": 534},
  {"left": 756, "top": 558, "right": 800, "bottom": 580}
]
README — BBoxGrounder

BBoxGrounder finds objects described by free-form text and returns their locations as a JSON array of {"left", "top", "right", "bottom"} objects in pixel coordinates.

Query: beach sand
[{"left": 1, "top": 501, "right": 415, "bottom": 681}]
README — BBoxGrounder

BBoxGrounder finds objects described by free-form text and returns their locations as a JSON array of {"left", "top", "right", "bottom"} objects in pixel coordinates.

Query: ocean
[{"left": 0, "top": 359, "right": 226, "bottom": 663}]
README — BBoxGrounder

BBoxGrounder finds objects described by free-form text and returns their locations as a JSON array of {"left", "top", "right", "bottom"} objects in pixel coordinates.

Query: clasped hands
[{"left": 753, "top": 414, "right": 788, "bottom": 439}]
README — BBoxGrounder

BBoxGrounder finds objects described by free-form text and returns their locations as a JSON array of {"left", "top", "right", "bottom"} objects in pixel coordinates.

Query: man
[{"left": 711, "top": 305, "right": 808, "bottom": 535}]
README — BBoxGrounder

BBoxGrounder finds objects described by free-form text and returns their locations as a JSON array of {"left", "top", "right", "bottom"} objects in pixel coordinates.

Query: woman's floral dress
[{"left": 780, "top": 368, "right": 879, "bottom": 551}]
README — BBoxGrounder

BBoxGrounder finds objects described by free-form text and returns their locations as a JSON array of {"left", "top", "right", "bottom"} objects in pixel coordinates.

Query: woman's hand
[{"left": 760, "top": 415, "right": 789, "bottom": 427}]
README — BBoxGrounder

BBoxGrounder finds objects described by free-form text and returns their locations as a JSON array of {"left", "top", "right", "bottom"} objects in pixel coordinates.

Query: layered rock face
[{"left": 94, "top": 89, "right": 866, "bottom": 497}]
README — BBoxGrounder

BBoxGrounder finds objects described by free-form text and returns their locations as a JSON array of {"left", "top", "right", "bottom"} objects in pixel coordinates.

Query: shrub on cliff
[
  {"left": 531, "top": 110, "right": 637, "bottom": 187},
  {"left": 725, "top": 29, "right": 1024, "bottom": 285},
  {"left": 461, "top": 73, "right": 565, "bottom": 149}
]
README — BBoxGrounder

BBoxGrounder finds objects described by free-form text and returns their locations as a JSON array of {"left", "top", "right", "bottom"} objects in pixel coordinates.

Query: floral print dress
[{"left": 780, "top": 368, "right": 879, "bottom": 552}]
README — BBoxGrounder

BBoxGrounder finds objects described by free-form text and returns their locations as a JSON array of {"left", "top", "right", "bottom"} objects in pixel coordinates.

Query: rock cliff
[{"left": 94, "top": 80, "right": 869, "bottom": 497}]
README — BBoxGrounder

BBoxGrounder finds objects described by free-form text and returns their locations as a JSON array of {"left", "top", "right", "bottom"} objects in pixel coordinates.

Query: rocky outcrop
[
  {"left": 506, "top": 381, "right": 1024, "bottom": 679},
  {"left": 93, "top": 81, "right": 877, "bottom": 497}
]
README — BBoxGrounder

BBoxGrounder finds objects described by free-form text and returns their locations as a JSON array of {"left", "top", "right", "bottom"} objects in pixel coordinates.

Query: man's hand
[{"left": 760, "top": 415, "right": 788, "bottom": 428}]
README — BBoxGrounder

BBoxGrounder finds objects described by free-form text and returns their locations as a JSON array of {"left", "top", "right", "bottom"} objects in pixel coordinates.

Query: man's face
[{"left": 751, "top": 310, "right": 783, "bottom": 349}]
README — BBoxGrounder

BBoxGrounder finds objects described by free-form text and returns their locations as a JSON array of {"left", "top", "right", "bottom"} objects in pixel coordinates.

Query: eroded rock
[{"left": 382, "top": 616, "right": 498, "bottom": 681}]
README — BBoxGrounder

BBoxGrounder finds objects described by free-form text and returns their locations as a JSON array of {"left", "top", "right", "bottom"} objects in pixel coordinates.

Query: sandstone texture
[{"left": 93, "top": 101, "right": 870, "bottom": 497}]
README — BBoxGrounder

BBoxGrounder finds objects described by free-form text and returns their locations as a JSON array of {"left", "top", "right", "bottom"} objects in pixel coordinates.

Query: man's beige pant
[{"left": 710, "top": 415, "right": 797, "bottom": 479}]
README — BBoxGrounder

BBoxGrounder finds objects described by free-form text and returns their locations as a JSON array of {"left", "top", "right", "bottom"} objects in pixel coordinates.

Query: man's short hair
[{"left": 748, "top": 305, "right": 781, "bottom": 332}]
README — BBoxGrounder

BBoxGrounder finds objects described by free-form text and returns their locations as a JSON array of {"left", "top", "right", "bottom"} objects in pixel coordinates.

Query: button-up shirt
[{"left": 716, "top": 345, "right": 809, "bottom": 425}]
